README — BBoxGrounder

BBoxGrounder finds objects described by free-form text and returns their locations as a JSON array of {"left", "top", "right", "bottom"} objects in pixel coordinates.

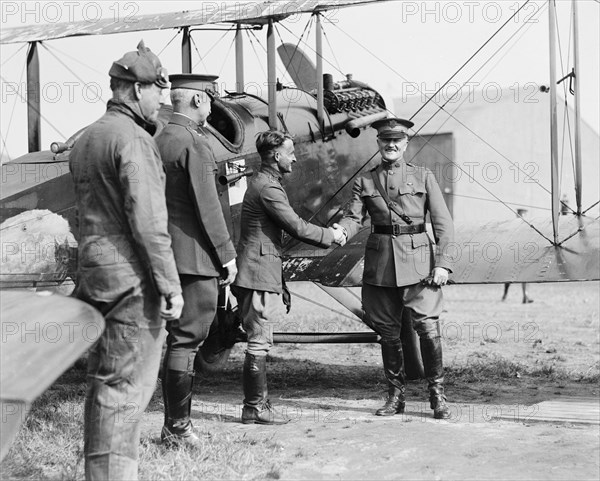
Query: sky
[{"left": 1, "top": 0, "right": 599, "bottom": 161}]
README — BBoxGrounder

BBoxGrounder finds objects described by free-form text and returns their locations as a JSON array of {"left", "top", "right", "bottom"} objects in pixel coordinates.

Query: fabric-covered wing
[
  {"left": 283, "top": 215, "right": 600, "bottom": 286},
  {"left": 0, "top": 291, "right": 104, "bottom": 461},
  {"left": 1, "top": 0, "right": 386, "bottom": 44}
]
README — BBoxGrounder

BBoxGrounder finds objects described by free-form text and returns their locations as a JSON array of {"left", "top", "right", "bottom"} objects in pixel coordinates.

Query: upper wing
[
  {"left": 1, "top": 0, "right": 386, "bottom": 44},
  {"left": 283, "top": 214, "right": 600, "bottom": 285}
]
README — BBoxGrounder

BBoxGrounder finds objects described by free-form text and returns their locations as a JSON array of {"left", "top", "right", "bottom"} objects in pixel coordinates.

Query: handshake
[{"left": 329, "top": 223, "right": 348, "bottom": 246}]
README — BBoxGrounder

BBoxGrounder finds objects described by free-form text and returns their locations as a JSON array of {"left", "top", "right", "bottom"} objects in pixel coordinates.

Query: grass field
[{"left": 1, "top": 281, "right": 598, "bottom": 480}]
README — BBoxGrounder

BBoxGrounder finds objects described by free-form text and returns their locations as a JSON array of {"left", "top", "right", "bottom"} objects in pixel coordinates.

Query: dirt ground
[{"left": 140, "top": 281, "right": 599, "bottom": 480}]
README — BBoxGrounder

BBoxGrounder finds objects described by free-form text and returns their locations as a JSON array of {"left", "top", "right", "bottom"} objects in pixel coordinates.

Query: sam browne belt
[{"left": 371, "top": 224, "right": 426, "bottom": 235}]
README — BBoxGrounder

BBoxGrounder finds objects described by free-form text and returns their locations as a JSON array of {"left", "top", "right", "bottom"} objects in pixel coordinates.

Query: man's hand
[
  {"left": 330, "top": 223, "right": 347, "bottom": 246},
  {"left": 431, "top": 267, "right": 449, "bottom": 287},
  {"left": 161, "top": 293, "right": 184, "bottom": 321},
  {"left": 220, "top": 261, "right": 238, "bottom": 287}
]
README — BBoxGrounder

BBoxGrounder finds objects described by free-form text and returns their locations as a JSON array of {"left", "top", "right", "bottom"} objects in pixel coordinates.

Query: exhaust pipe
[{"left": 345, "top": 111, "right": 389, "bottom": 138}]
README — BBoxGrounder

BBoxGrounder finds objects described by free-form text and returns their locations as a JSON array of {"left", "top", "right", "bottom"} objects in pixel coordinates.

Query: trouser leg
[
  {"left": 362, "top": 284, "right": 407, "bottom": 416},
  {"left": 234, "top": 288, "right": 288, "bottom": 425},
  {"left": 161, "top": 275, "right": 218, "bottom": 447},
  {"left": 83, "top": 286, "right": 165, "bottom": 481}
]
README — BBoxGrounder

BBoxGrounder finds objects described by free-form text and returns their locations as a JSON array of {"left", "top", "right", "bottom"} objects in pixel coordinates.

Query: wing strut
[
  {"left": 235, "top": 24, "right": 245, "bottom": 92},
  {"left": 182, "top": 26, "right": 192, "bottom": 73},
  {"left": 267, "top": 19, "right": 277, "bottom": 129},
  {"left": 26, "top": 41, "right": 40, "bottom": 153},
  {"left": 572, "top": 0, "right": 582, "bottom": 214},
  {"left": 548, "top": 0, "right": 560, "bottom": 243},
  {"left": 315, "top": 12, "right": 324, "bottom": 131}
]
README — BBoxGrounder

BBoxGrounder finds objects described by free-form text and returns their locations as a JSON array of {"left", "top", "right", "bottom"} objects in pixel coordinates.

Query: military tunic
[
  {"left": 338, "top": 159, "right": 454, "bottom": 342},
  {"left": 156, "top": 112, "right": 236, "bottom": 372},
  {"left": 233, "top": 165, "right": 335, "bottom": 354}
]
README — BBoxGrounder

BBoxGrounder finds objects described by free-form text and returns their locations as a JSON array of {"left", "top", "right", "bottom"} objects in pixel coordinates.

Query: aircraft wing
[
  {"left": 0, "top": 0, "right": 386, "bottom": 44},
  {"left": 0, "top": 291, "right": 104, "bottom": 461},
  {"left": 283, "top": 214, "right": 600, "bottom": 285}
]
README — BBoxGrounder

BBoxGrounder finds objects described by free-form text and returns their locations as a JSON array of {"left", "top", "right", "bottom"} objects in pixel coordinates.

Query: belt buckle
[{"left": 392, "top": 224, "right": 400, "bottom": 235}]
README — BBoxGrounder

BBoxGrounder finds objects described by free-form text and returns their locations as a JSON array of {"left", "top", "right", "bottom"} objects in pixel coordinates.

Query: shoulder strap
[{"left": 370, "top": 169, "right": 413, "bottom": 225}]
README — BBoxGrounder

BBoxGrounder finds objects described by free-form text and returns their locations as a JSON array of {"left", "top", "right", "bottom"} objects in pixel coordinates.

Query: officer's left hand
[
  {"left": 431, "top": 267, "right": 449, "bottom": 287},
  {"left": 220, "top": 262, "right": 238, "bottom": 287},
  {"left": 161, "top": 293, "right": 184, "bottom": 321}
]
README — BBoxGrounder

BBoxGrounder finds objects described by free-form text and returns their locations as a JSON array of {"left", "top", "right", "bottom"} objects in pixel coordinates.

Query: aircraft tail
[{"left": 277, "top": 43, "right": 317, "bottom": 92}]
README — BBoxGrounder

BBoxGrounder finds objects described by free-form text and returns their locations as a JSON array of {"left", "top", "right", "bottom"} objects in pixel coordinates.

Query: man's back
[
  {"left": 156, "top": 117, "right": 234, "bottom": 277},
  {"left": 70, "top": 100, "right": 177, "bottom": 300}
]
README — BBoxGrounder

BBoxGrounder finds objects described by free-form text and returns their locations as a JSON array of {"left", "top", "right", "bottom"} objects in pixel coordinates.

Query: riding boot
[
  {"left": 241, "top": 353, "right": 289, "bottom": 425},
  {"left": 161, "top": 369, "right": 202, "bottom": 447},
  {"left": 375, "top": 342, "right": 406, "bottom": 416},
  {"left": 420, "top": 336, "right": 450, "bottom": 419}
]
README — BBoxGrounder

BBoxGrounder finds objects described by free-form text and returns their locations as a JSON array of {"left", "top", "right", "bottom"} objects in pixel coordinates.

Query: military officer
[
  {"left": 232, "top": 130, "right": 346, "bottom": 424},
  {"left": 155, "top": 74, "right": 237, "bottom": 446},
  {"left": 335, "top": 117, "right": 454, "bottom": 419}
]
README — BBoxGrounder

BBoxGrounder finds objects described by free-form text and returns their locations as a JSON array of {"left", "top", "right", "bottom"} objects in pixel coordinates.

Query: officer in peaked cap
[
  {"left": 335, "top": 115, "right": 455, "bottom": 420},
  {"left": 155, "top": 74, "right": 237, "bottom": 447},
  {"left": 70, "top": 41, "right": 183, "bottom": 480},
  {"left": 371, "top": 117, "right": 414, "bottom": 138}
]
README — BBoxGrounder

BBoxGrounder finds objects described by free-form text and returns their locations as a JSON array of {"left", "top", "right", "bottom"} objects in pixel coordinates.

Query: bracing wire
[
  {"left": 41, "top": 43, "right": 105, "bottom": 76},
  {"left": 0, "top": 61, "right": 26, "bottom": 162},
  {"left": 246, "top": 29, "right": 267, "bottom": 78},
  {"left": 41, "top": 43, "right": 109, "bottom": 102},
  {"left": 273, "top": 20, "right": 317, "bottom": 123},
  {"left": 280, "top": 20, "right": 346, "bottom": 78},
  {"left": 0, "top": 74, "right": 66, "bottom": 140},
  {"left": 287, "top": 289, "right": 359, "bottom": 321},
  {"left": 554, "top": 3, "right": 577, "bottom": 206},
  {"left": 217, "top": 34, "right": 236, "bottom": 77},
  {"left": 411, "top": 0, "right": 534, "bottom": 120},
  {"left": 157, "top": 29, "right": 182, "bottom": 56},
  {"left": 0, "top": 43, "right": 26, "bottom": 67},
  {"left": 190, "top": 27, "right": 236, "bottom": 72},
  {"left": 277, "top": 14, "right": 314, "bottom": 86}
]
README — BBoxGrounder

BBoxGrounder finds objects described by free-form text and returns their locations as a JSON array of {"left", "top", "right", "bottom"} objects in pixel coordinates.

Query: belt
[{"left": 371, "top": 224, "right": 426, "bottom": 235}]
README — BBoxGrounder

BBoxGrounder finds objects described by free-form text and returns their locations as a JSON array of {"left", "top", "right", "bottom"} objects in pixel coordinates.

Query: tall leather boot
[
  {"left": 420, "top": 336, "right": 450, "bottom": 419},
  {"left": 241, "top": 353, "right": 289, "bottom": 425},
  {"left": 375, "top": 342, "right": 406, "bottom": 416},
  {"left": 161, "top": 369, "right": 202, "bottom": 447}
]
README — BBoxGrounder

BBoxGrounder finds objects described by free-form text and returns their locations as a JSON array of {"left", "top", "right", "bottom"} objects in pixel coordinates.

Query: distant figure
[
  {"left": 232, "top": 130, "right": 345, "bottom": 425},
  {"left": 502, "top": 282, "right": 533, "bottom": 304},
  {"left": 560, "top": 194, "right": 570, "bottom": 215},
  {"left": 502, "top": 209, "right": 533, "bottom": 304},
  {"left": 336, "top": 117, "right": 455, "bottom": 420},
  {"left": 69, "top": 41, "right": 184, "bottom": 480}
]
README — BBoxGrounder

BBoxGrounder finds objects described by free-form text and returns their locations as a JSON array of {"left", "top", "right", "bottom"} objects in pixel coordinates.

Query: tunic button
[
  {"left": 389, "top": 171, "right": 394, "bottom": 175},
  {"left": 389, "top": 185, "right": 396, "bottom": 190}
]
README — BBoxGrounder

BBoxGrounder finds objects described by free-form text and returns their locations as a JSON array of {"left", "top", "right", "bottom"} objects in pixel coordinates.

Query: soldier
[
  {"left": 155, "top": 74, "right": 237, "bottom": 447},
  {"left": 232, "top": 130, "right": 346, "bottom": 424},
  {"left": 69, "top": 41, "right": 184, "bottom": 480},
  {"left": 335, "top": 117, "right": 454, "bottom": 419}
]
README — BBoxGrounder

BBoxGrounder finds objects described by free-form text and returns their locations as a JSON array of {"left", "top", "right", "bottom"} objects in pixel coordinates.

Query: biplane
[{"left": 1, "top": 0, "right": 598, "bottom": 460}]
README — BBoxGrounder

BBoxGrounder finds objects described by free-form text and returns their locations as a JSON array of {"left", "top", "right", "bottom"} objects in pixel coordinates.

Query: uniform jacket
[
  {"left": 233, "top": 166, "right": 335, "bottom": 293},
  {"left": 69, "top": 100, "right": 181, "bottom": 301},
  {"left": 338, "top": 159, "right": 454, "bottom": 287},
  {"left": 155, "top": 113, "right": 236, "bottom": 277}
]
